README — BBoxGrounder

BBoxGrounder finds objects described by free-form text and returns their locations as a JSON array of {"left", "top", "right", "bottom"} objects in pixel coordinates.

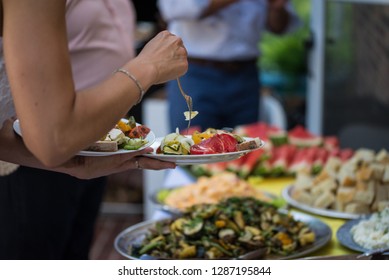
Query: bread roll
[
  {"left": 336, "top": 186, "right": 356, "bottom": 204},
  {"left": 344, "top": 202, "right": 370, "bottom": 214},
  {"left": 291, "top": 188, "right": 314, "bottom": 206},
  {"left": 353, "top": 180, "right": 375, "bottom": 205},
  {"left": 313, "top": 191, "right": 335, "bottom": 209},
  {"left": 294, "top": 172, "right": 313, "bottom": 190},
  {"left": 372, "top": 184, "right": 389, "bottom": 211},
  {"left": 356, "top": 165, "right": 374, "bottom": 181},
  {"left": 382, "top": 165, "right": 389, "bottom": 183}
]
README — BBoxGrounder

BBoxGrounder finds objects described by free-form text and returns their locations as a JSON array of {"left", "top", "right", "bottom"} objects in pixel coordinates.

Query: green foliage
[{"left": 259, "top": 0, "right": 311, "bottom": 76}]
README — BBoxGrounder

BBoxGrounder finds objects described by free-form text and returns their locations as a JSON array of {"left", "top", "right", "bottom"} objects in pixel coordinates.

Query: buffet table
[
  {"left": 147, "top": 168, "right": 356, "bottom": 258},
  {"left": 253, "top": 177, "right": 355, "bottom": 257}
]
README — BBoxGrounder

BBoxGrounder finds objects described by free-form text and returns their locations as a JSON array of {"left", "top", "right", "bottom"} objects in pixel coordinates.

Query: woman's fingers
[
  {"left": 68, "top": 149, "right": 175, "bottom": 179},
  {"left": 133, "top": 156, "right": 176, "bottom": 170},
  {"left": 136, "top": 30, "right": 188, "bottom": 84}
]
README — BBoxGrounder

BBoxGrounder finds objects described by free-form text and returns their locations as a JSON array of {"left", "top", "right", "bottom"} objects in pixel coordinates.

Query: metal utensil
[{"left": 176, "top": 77, "right": 193, "bottom": 131}]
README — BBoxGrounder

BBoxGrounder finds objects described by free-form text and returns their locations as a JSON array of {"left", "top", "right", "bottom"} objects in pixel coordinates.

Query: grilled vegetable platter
[{"left": 115, "top": 197, "right": 332, "bottom": 260}]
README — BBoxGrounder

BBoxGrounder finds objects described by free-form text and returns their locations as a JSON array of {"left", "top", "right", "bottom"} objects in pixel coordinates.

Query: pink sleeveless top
[
  {"left": 0, "top": 0, "right": 136, "bottom": 174},
  {"left": 66, "top": 0, "right": 136, "bottom": 91}
]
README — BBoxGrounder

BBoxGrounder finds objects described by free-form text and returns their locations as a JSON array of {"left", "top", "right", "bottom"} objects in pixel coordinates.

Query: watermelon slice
[
  {"left": 327, "top": 148, "right": 341, "bottom": 158},
  {"left": 270, "top": 144, "right": 297, "bottom": 177},
  {"left": 267, "top": 126, "right": 288, "bottom": 147},
  {"left": 226, "top": 156, "right": 247, "bottom": 174},
  {"left": 288, "top": 147, "right": 318, "bottom": 174},
  {"left": 253, "top": 159, "right": 272, "bottom": 177},
  {"left": 190, "top": 164, "right": 212, "bottom": 177},
  {"left": 323, "top": 136, "right": 339, "bottom": 151},
  {"left": 312, "top": 147, "right": 329, "bottom": 174},
  {"left": 288, "top": 125, "right": 322, "bottom": 147},
  {"left": 238, "top": 148, "right": 265, "bottom": 178},
  {"left": 234, "top": 122, "right": 270, "bottom": 140},
  {"left": 339, "top": 148, "right": 354, "bottom": 161}
]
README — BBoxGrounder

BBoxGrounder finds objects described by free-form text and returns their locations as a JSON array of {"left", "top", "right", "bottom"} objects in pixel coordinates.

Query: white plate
[
  {"left": 13, "top": 119, "right": 155, "bottom": 157},
  {"left": 282, "top": 185, "right": 362, "bottom": 219},
  {"left": 143, "top": 137, "right": 264, "bottom": 165}
]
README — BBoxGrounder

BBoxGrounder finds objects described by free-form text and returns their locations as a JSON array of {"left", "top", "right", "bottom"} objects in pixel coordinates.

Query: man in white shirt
[{"left": 158, "top": 0, "right": 300, "bottom": 131}]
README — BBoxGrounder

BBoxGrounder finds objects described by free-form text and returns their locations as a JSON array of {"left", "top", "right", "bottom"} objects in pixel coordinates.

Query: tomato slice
[{"left": 127, "top": 125, "right": 150, "bottom": 138}]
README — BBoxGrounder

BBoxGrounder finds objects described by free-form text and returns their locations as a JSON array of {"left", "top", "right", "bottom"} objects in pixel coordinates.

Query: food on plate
[
  {"left": 184, "top": 110, "right": 198, "bottom": 121},
  {"left": 87, "top": 128, "right": 124, "bottom": 152},
  {"left": 129, "top": 197, "right": 316, "bottom": 259},
  {"left": 86, "top": 116, "right": 150, "bottom": 152},
  {"left": 291, "top": 148, "right": 389, "bottom": 214},
  {"left": 350, "top": 207, "right": 389, "bottom": 250},
  {"left": 158, "top": 129, "right": 194, "bottom": 155},
  {"left": 159, "top": 172, "right": 275, "bottom": 210},
  {"left": 157, "top": 128, "right": 262, "bottom": 156},
  {"left": 190, "top": 133, "right": 238, "bottom": 155}
]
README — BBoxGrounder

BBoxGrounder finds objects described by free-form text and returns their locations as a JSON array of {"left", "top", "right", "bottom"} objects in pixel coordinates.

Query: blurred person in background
[
  {"left": 0, "top": 0, "right": 186, "bottom": 259},
  {"left": 158, "top": 0, "right": 300, "bottom": 132}
]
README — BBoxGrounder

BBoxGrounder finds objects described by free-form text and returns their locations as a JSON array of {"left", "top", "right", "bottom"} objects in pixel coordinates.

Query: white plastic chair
[{"left": 259, "top": 94, "right": 288, "bottom": 130}]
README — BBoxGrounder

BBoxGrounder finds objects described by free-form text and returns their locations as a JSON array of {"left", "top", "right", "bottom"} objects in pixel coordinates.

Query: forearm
[{"left": 0, "top": 119, "right": 59, "bottom": 171}]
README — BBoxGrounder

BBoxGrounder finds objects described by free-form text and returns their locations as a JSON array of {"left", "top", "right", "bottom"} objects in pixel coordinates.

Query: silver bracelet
[{"left": 114, "top": 68, "right": 145, "bottom": 104}]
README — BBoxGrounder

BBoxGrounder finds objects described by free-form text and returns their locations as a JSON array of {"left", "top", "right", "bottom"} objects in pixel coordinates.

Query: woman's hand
[
  {"left": 132, "top": 30, "right": 188, "bottom": 85},
  {"left": 63, "top": 147, "right": 176, "bottom": 179}
]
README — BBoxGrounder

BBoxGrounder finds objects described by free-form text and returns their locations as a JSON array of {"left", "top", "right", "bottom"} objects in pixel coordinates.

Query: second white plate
[{"left": 144, "top": 137, "right": 264, "bottom": 165}]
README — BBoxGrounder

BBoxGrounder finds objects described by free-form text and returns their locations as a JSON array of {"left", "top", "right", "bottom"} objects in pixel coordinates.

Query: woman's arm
[{"left": 2, "top": 0, "right": 187, "bottom": 167}]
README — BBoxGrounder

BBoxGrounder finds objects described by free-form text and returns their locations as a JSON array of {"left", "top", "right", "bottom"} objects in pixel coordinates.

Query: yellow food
[
  {"left": 192, "top": 131, "right": 213, "bottom": 144},
  {"left": 116, "top": 119, "right": 132, "bottom": 132},
  {"left": 164, "top": 172, "right": 272, "bottom": 210}
]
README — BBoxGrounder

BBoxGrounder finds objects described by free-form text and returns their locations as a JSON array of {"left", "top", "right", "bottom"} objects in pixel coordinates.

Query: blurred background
[{"left": 91, "top": 0, "right": 389, "bottom": 259}]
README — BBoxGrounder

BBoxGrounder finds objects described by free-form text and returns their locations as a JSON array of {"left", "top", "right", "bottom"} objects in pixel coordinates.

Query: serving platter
[
  {"left": 114, "top": 211, "right": 332, "bottom": 260},
  {"left": 282, "top": 185, "right": 361, "bottom": 219},
  {"left": 143, "top": 137, "right": 264, "bottom": 165},
  {"left": 13, "top": 119, "right": 155, "bottom": 157}
]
